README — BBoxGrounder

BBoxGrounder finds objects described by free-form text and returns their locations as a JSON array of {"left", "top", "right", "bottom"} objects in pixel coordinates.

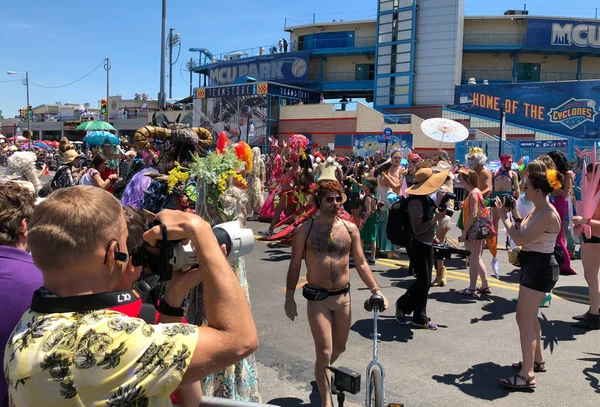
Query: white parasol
[
  {"left": 0, "top": 134, "right": 5, "bottom": 139},
  {"left": 420, "top": 118, "right": 469, "bottom": 147}
]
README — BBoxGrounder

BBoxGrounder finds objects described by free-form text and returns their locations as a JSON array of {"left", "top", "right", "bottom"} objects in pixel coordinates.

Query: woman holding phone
[{"left": 495, "top": 169, "right": 563, "bottom": 392}]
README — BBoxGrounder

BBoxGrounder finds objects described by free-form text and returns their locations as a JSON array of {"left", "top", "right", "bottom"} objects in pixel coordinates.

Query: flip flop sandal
[
  {"left": 512, "top": 360, "right": 547, "bottom": 373},
  {"left": 500, "top": 374, "right": 536, "bottom": 392}
]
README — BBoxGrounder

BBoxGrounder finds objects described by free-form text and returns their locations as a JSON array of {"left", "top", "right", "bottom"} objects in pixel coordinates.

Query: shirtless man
[
  {"left": 284, "top": 180, "right": 389, "bottom": 407},
  {"left": 465, "top": 148, "right": 499, "bottom": 278},
  {"left": 490, "top": 154, "right": 520, "bottom": 276}
]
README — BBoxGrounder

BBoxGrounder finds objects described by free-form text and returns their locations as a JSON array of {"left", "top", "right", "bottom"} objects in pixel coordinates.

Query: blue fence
[{"left": 456, "top": 138, "right": 600, "bottom": 163}]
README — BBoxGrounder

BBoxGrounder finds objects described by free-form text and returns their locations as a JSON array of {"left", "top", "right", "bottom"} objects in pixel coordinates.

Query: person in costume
[
  {"left": 490, "top": 154, "right": 520, "bottom": 278},
  {"left": 260, "top": 135, "right": 311, "bottom": 236},
  {"left": 247, "top": 147, "right": 266, "bottom": 221},
  {"left": 462, "top": 147, "right": 498, "bottom": 278},
  {"left": 572, "top": 161, "right": 600, "bottom": 330},
  {"left": 547, "top": 150, "right": 577, "bottom": 276},
  {"left": 359, "top": 177, "right": 379, "bottom": 265},
  {"left": 4, "top": 151, "right": 45, "bottom": 193}
]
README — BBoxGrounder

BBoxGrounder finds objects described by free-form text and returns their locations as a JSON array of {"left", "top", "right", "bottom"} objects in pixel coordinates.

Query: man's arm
[
  {"left": 348, "top": 222, "right": 380, "bottom": 294},
  {"left": 286, "top": 223, "right": 307, "bottom": 292},
  {"left": 480, "top": 169, "right": 493, "bottom": 197},
  {"left": 512, "top": 171, "right": 520, "bottom": 199},
  {"left": 144, "top": 211, "right": 258, "bottom": 386}
]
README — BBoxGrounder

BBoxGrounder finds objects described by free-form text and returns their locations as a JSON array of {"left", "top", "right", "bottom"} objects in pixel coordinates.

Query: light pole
[
  {"left": 159, "top": 0, "right": 167, "bottom": 110},
  {"left": 7, "top": 70, "right": 31, "bottom": 143},
  {"left": 168, "top": 28, "right": 181, "bottom": 99}
]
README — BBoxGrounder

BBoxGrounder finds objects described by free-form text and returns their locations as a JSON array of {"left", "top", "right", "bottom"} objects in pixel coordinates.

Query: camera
[
  {"left": 433, "top": 243, "right": 471, "bottom": 260},
  {"left": 327, "top": 366, "right": 361, "bottom": 395},
  {"left": 132, "top": 221, "right": 255, "bottom": 281},
  {"left": 438, "top": 192, "right": 456, "bottom": 217},
  {"left": 503, "top": 196, "right": 514, "bottom": 209}
]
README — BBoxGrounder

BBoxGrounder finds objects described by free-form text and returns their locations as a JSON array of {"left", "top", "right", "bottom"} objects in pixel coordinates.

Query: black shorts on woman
[{"left": 519, "top": 251, "right": 559, "bottom": 293}]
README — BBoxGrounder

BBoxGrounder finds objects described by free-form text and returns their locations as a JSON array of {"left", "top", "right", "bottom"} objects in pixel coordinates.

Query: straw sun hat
[{"left": 406, "top": 168, "right": 449, "bottom": 196}]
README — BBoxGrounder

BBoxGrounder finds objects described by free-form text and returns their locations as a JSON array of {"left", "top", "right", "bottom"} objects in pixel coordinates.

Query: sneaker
[
  {"left": 411, "top": 321, "right": 438, "bottom": 330},
  {"left": 572, "top": 314, "right": 600, "bottom": 330},
  {"left": 491, "top": 257, "right": 500, "bottom": 279},
  {"left": 258, "top": 229, "right": 272, "bottom": 237},
  {"left": 367, "top": 257, "right": 376, "bottom": 265}
]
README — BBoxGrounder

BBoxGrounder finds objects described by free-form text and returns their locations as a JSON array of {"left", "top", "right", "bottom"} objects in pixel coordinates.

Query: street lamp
[{"left": 7, "top": 70, "right": 31, "bottom": 143}]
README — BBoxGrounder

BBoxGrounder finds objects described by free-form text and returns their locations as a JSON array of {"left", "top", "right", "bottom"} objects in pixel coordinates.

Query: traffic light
[
  {"left": 19, "top": 108, "right": 25, "bottom": 118},
  {"left": 101, "top": 99, "right": 107, "bottom": 115},
  {"left": 28, "top": 105, "right": 32, "bottom": 116}
]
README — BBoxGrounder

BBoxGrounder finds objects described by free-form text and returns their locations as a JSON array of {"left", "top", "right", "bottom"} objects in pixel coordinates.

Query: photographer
[
  {"left": 395, "top": 168, "right": 448, "bottom": 330},
  {"left": 4, "top": 186, "right": 258, "bottom": 406},
  {"left": 495, "top": 170, "right": 562, "bottom": 391}
]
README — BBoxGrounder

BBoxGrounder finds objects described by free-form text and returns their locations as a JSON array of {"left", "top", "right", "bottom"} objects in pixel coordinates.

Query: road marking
[
  {"left": 375, "top": 259, "right": 409, "bottom": 268},
  {"left": 280, "top": 276, "right": 307, "bottom": 292}
]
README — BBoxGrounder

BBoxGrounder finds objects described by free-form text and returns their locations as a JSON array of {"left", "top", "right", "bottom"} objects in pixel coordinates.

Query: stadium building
[{"left": 188, "top": 0, "right": 600, "bottom": 158}]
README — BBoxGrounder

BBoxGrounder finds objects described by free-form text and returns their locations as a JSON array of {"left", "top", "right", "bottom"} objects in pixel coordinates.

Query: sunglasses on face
[{"left": 325, "top": 196, "right": 344, "bottom": 204}]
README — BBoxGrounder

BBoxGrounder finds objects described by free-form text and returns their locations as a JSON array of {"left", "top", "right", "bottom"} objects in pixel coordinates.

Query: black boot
[{"left": 572, "top": 313, "right": 600, "bottom": 330}]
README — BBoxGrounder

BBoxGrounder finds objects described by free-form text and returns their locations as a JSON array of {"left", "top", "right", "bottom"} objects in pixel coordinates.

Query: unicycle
[{"left": 364, "top": 294, "right": 385, "bottom": 407}]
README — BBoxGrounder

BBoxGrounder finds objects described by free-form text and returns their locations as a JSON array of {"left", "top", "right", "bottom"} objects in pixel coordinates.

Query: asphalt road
[{"left": 245, "top": 219, "right": 599, "bottom": 407}]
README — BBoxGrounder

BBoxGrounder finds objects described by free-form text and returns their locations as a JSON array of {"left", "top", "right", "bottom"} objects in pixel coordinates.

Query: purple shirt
[{"left": 0, "top": 246, "right": 43, "bottom": 407}]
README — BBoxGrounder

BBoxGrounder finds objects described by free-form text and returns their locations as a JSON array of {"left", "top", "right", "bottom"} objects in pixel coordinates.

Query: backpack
[{"left": 387, "top": 195, "right": 433, "bottom": 247}]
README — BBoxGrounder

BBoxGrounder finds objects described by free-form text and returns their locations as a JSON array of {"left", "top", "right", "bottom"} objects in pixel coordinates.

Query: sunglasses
[{"left": 325, "top": 196, "right": 344, "bottom": 204}]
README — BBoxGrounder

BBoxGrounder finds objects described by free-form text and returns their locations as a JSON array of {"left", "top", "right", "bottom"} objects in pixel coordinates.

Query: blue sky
[{"left": 2, "top": 0, "right": 600, "bottom": 118}]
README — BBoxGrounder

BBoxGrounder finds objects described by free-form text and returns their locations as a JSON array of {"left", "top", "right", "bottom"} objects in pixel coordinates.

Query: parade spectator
[
  {"left": 457, "top": 168, "right": 492, "bottom": 297},
  {"left": 571, "top": 162, "right": 600, "bottom": 330},
  {"left": 4, "top": 186, "right": 258, "bottom": 406},
  {"left": 496, "top": 170, "right": 563, "bottom": 391},
  {"left": 359, "top": 177, "right": 379, "bottom": 265},
  {"left": 51, "top": 149, "right": 84, "bottom": 190},
  {"left": 78, "top": 153, "right": 118, "bottom": 189},
  {"left": 547, "top": 151, "right": 577, "bottom": 275},
  {"left": 0, "top": 182, "right": 43, "bottom": 407}
]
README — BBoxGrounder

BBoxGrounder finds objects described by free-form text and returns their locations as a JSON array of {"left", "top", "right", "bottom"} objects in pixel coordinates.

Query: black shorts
[
  {"left": 519, "top": 251, "right": 559, "bottom": 293},
  {"left": 583, "top": 235, "right": 600, "bottom": 244}
]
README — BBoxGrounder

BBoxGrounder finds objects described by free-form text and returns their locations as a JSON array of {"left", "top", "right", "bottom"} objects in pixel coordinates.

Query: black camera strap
[{"left": 30, "top": 276, "right": 159, "bottom": 314}]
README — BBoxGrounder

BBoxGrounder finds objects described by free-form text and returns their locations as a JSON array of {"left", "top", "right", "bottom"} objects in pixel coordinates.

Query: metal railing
[
  {"left": 461, "top": 70, "right": 513, "bottom": 82},
  {"left": 463, "top": 33, "right": 525, "bottom": 45},
  {"left": 191, "top": 36, "right": 376, "bottom": 69},
  {"left": 307, "top": 71, "right": 373, "bottom": 82},
  {"left": 462, "top": 70, "right": 600, "bottom": 83}
]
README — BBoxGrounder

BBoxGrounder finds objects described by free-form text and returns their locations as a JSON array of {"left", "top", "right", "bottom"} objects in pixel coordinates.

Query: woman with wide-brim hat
[
  {"left": 51, "top": 149, "right": 85, "bottom": 190},
  {"left": 395, "top": 168, "right": 448, "bottom": 330}
]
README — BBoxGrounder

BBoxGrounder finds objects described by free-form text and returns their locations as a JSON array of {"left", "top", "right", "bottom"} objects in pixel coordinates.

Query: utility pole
[
  {"left": 105, "top": 58, "right": 110, "bottom": 122},
  {"left": 169, "top": 28, "right": 174, "bottom": 99},
  {"left": 159, "top": 0, "right": 167, "bottom": 110},
  {"left": 189, "top": 58, "right": 193, "bottom": 97},
  {"left": 25, "top": 71, "right": 31, "bottom": 142}
]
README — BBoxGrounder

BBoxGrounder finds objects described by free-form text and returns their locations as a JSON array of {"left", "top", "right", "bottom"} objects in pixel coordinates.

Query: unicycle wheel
[{"left": 368, "top": 368, "right": 383, "bottom": 407}]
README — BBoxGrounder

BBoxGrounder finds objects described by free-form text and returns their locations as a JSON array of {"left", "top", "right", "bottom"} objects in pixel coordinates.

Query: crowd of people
[{"left": 1, "top": 126, "right": 599, "bottom": 406}]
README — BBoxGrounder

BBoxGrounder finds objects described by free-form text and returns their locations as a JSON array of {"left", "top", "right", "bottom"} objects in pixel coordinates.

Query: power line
[
  {"left": 28, "top": 59, "right": 106, "bottom": 89},
  {"left": 0, "top": 79, "right": 22, "bottom": 84}
]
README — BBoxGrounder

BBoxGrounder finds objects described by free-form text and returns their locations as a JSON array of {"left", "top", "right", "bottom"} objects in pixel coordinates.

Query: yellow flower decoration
[
  {"left": 546, "top": 169, "right": 562, "bottom": 190},
  {"left": 167, "top": 162, "right": 190, "bottom": 193}
]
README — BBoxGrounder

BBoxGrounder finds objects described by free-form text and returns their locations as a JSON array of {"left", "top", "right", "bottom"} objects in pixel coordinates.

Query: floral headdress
[
  {"left": 190, "top": 144, "right": 247, "bottom": 223},
  {"left": 408, "top": 152, "right": 423, "bottom": 163},
  {"left": 288, "top": 134, "right": 309, "bottom": 161},
  {"left": 545, "top": 169, "right": 562, "bottom": 190}
]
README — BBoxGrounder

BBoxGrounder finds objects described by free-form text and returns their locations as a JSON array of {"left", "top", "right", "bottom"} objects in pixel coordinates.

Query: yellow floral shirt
[{"left": 4, "top": 309, "right": 198, "bottom": 407}]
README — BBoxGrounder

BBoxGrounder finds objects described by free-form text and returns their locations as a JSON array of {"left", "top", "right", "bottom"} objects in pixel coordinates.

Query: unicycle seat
[{"left": 364, "top": 294, "right": 385, "bottom": 312}]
